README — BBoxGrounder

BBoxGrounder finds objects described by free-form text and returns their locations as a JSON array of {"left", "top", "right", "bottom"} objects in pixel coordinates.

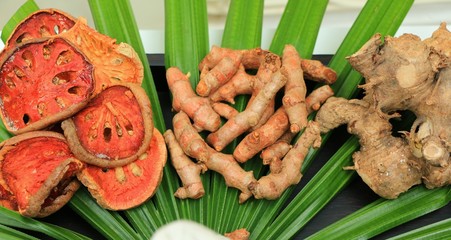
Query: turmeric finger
[
  {"left": 301, "top": 59, "right": 337, "bottom": 84},
  {"left": 199, "top": 45, "right": 269, "bottom": 70},
  {"left": 305, "top": 85, "right": 334, "bottom": 113},
  {"left": 233, "top": 107, "right": 289, "bottom": 163},
  {"left": 210, "top": 64, "right": 254, "bottom": 104},
  {"left": 260, "top": 130, "right": 295, "bottom": 166},
  {"left": 173, "top": 111, "right": 256, "bottom": 203},
  {"left": 281, "top": 45, "right": 308, "bottom": 133},
  {"left": 166, "top": 67, "right": 221, "bottom": 132},
  {"left": 164, "top": 130, "right": 205, "bottom": 199},
  {"left": 212, "top": 102, "right": 239, "bottom": 120},
  {"left": 224, "top": 228, "right": 250, "bottom": 240},
  {"left": 259, "top": 86, "right": 331, "bottom": 169},
  {"left": 199, "top": 46, "right": 335, "bottom": 84},
  {"left": 249, "top": 121, "right": 322, "bottom": 200},
  {"left": 207, "top": 70, "right": 287, "bottom": 152},
  {"left": 196, "top": 54, "right": 241, "bottom": 97}
]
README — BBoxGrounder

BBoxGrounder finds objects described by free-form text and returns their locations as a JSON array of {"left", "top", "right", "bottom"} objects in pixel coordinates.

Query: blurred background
[{"left": 1, "top": 0, "right": 451, "bottom": 54}]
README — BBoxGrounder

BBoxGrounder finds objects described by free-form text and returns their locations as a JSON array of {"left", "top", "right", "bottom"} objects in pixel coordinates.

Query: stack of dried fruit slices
[{"left": 0, "top": 9, "right": 166, "bottom": 217}]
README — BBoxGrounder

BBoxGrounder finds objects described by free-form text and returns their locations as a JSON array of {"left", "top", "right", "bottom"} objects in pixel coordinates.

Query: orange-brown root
[
  {"left": 281, "top": 45, "right": 308, "bottom": 133},
  {"left": 172, "top": 111, "right": 256, "bottom": 203},
  {"left": 166, "top": 67, "right": 221, "bottom": 132},
  {"left": 305, "top": 85, "right": 334, "bottom": 113},
  {"left": 209, "top": 64, "right": 255, "bottom": 104},
  {"left": 233, "top": 107, "right": 289, "bottom": 163},
  {"left": 301, "top": 59, "right": 337, "bottom": 84},
  {"left": 164, "top": 130, "right": 205, "bottom": 199},
  {"left": 196, "top": 54, "right": 241, "bottom": 97},
  {"left": 224, "top": 228, "right": 250, "bottom": 240},
  {"left": 250, "top": 121, "right": 322, "bottom": 200},
  {"left": 207, "top": 70, "right": 287, "bottom": 152},
  {"left": 212, "top": 102, "right": 239, "bottom": 120},
  {"left": 260, "top": 130, "right": 295, "bottom": 166}
]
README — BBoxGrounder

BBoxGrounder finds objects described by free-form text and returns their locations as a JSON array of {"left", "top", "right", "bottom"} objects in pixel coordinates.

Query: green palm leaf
[
  {"left": 164, "top": 0, "right": 210, "bottom": 226},
  {"left": 0, "top": 207, "right": 89, "bottom": 240},
  {"left": 0, "top": 0, "right": 449, "bottom": 239},
  {"left": 388, "top": 217, "right": 451, "bottom": 240},
  {"left": 0, "top": 224, "right": 39, "bottom": 240}
]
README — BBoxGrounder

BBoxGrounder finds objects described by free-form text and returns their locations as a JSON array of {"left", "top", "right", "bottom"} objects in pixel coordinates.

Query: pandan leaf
[
  {"left": 69, "top": 188, "right": 142, "bottom": 240},
  {"left": 0, "top": 207, "right": 90, "bottom": 240},
  {"left": 388, "top": 217, "right": 451, "bottom": 240},
  {"left": 164, "top": 0, "right": 210, "bottom": 226},
  {"left": 0, "top": 224, "right": 39, "bottom": 240},
  {"left": 306, "top": 186, "right": 451, "bottom": 239}
]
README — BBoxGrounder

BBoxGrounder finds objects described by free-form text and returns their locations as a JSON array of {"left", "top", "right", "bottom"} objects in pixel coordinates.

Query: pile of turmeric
[
  {"left": 315, "top": 24, "right": 451, "bottom": 199},
  {"left": 165, "top": 45, "right": 336, "bottom": 202}
]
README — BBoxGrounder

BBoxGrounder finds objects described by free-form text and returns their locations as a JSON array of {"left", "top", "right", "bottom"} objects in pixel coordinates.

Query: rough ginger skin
[
  {"left": 316, "top": 98, "right": 423, "bottom": 199},
  {"left": 316, "top": 24, "right": 451, "bottom": 198}
]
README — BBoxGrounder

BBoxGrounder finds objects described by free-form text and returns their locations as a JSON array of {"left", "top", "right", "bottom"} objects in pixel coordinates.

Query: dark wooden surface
[{"left": 30, "top": 54, "right": 450, "bottom": 239}]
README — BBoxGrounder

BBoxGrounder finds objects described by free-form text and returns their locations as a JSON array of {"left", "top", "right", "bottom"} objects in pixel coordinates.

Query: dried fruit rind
[
  {"left": 60, "top": 17, "right": 144, "bottom": 95},
  {"left": 5, "top": 8, "right": 75, "bottom": 47},
  {"left": 77, "top": 129, "right": 167, "bottom": 210},
  {"left": 0, "top": 37, "right": 94, "bottom": 134},
  {"left": 0, "top": 8, "right": 167, "bottom": 216},
  {"left": 0, "top": 131, "right": 84, "bottom": 217},
  {"left": 62, "top": 83, "right": 154, "bottom": 168}
]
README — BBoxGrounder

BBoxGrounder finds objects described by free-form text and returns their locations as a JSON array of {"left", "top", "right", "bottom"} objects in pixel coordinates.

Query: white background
[{"left": 1, "top": 0, "right": 451, "bottom": 54}]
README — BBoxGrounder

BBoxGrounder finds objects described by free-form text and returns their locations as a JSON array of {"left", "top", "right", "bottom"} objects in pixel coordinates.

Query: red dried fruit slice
[
  {"left": 0, "top": 131, "right": 84, "bottom": 217},
  {"left": 0, "top": 37, "right": 94, "bottom": 134},
  {"left": 5, "top": 9, "right": 75, "bottom": 47},
  {"left": 60, "top": 18, "right": 144, "bottom": 95},
  {"left": 62, "top": 83, "right": 153, "bottom": 168},
  {"left": 77, "top": 129, "right": 167, "bottom": 210},
  {"left": 0, "top": 177, "right": 17, "bottom": 212}
]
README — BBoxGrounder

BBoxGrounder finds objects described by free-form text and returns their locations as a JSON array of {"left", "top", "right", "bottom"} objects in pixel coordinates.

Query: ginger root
[
  {"left": 316, "top": 24, "right": 451, "bottom": 198},
  {"left": 316, "top": 98, "right": 422, "bottom": 199}
]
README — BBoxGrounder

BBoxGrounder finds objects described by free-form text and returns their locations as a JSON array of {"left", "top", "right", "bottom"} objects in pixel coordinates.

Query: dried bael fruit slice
[
  {"left": 77, "top": 129, "right": 167, "bottom": 210},
  {"left": 60, "top": 18, "right": 144, "bottom": 95},
  {"left": 0, "top": 131, "right": 84, "bottom": 218},
  {"left": 5, "top": 9, "right": 75, "bottom": 47},
  {"left": 0, "top": 175, "right": 17, "bottom": 212},
  {"left": 0, "top": 37, "right": 94, "bottom": 134},
  {"left": 62, "top": 83, "right": 153, "bottom": 168}
]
